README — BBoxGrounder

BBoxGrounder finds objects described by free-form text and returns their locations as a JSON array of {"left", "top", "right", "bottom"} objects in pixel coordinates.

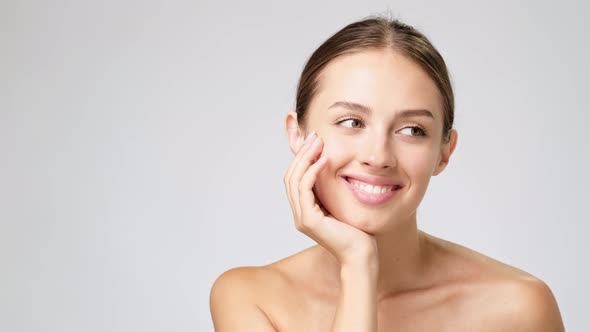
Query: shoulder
[
  {"left": 209, "top": 266, "right": 285, "bottom": 331},
  {"left": 477, "top": 276, "right": 565, "bottom": 331},
  {"left": 210, "top": 266, "right": 272, "bottom": 299},
  {"left": 209, "top": 247, "right": 320, "bottom": 330},
  {"left": 210, "top": 247, "right": 313, "bottom": 302},
  {"left": 424, "top": 233, "right": 565, "bottom": 331}
]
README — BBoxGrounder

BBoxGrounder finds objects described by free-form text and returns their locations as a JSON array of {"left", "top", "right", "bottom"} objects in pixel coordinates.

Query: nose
[{"left": 359, "top": 130, "right": 397, "bottom": 170}]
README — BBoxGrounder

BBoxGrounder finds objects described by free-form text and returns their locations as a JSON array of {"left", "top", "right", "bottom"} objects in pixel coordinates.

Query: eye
[
  {"left": 399, "top": 126, "right": 427, "bottom": 137},
  {"left": 337, "top": 117, "right": 364, "bottom": 129}
]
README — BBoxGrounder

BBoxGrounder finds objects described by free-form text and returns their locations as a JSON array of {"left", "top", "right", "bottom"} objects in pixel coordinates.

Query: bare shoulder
[
  {"left": 209, "top": 248, "right": 313, "bottom": 331},
  {"left": 425, "top": 233, "right": 565, "bottom": 331},
  {"left": 209, "top": 265, "right": 285, "bottom": 331},
  {"left": 488, "top": 276, "right": 565, "bottom": 331}
]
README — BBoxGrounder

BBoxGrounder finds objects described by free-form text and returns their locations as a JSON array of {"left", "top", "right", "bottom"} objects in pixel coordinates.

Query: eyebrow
[{"left": 328, "top": 101, "right": 435, "bottom": 119}]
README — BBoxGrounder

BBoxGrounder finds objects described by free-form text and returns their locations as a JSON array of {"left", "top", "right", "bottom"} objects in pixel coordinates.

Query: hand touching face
[
  {"left": 283, "top": 130, "right": 378, "bottom": 265},
  {"left": 287, "top": 49, "right": 457, "bottom": 234}
]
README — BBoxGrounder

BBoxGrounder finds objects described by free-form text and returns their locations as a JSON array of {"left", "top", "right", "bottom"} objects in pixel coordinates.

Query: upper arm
[{"left": 209, "top": 268, "right": 277, "bottom": 332}]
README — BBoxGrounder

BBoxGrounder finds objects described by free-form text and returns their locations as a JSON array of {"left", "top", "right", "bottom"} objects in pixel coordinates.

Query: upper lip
[{"left": 342, "top": 174, "right": 403, "bottom": 187}]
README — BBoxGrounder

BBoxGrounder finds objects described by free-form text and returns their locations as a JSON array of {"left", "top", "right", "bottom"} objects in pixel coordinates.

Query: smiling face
[{"left": 287, "top": 48, "right": 457, "bottom": 235}]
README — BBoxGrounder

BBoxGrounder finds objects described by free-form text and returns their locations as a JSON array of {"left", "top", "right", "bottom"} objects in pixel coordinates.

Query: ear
[
  {"left": 285, "top": 111, "right": 305, "bottom": 155},
  {"left": 433, "top": 129, "right": 458, "bottom": 176}
]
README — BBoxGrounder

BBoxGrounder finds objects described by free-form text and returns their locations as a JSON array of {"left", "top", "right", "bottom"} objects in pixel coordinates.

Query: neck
[
  {"left": 373, "top": 211, "right": 431, "bottom": 300},
  {"left": 314, "top": 211, "right": 432, "bottom": 301}
]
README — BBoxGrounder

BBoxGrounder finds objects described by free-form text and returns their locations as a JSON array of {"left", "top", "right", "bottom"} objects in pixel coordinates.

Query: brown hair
[{"left": 295, "top": 15, "right": 454, "bottom": 143}]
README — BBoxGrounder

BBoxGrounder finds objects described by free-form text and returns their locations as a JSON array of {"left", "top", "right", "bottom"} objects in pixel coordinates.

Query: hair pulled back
[{"left": 295, "top": 15, "right": 454, "bottom": 143}]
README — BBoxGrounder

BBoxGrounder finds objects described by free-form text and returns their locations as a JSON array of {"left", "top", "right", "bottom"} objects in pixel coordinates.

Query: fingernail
[{"left": 304, "top": 130, "right": 316, "bottom": 144}]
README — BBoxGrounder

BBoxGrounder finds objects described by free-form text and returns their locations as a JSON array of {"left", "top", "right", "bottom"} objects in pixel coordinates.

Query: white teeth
[
  {"left": 372, "top": 185, "right": 381, "bottom": 194},
  {"left": 349, "top": 179, "right": 395, "bottom": 194}
]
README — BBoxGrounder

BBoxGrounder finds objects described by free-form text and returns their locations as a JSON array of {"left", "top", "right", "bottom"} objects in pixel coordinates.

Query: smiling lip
[
  {"left": 341, "top": 174, "right": 403, "bottom": 187},
  {"left": 341, "top": 175, "right": 403, "bottom": 205}
]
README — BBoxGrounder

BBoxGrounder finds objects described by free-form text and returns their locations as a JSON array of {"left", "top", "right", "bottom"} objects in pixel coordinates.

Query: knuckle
[
  {"left": 298, "top": 223, "right": 309, "bottom": 233},
  {"left": 300, "top": 216, "right": 315, "bottom": 230},
  {"left": 294, "top": 221, "right": 304, "bottom": 232}
]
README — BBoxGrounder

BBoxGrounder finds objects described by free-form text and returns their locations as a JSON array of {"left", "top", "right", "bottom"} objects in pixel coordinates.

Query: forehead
[{"left": 311, "top": 49, "right": 443, "bottom": 119}]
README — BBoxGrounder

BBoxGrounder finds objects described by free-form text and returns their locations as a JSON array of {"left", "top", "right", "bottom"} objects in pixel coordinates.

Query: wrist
[
  {"left": 340, "top": 258, "right": 379, "bottom": 284},
  {"left": 340, "top": 245, "right": 379, "bottom": 273}
]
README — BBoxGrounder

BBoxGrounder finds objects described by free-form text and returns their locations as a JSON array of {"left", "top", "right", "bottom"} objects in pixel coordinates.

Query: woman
[{"left": 210, "top": 15, "right": 565, "bottom": 331}]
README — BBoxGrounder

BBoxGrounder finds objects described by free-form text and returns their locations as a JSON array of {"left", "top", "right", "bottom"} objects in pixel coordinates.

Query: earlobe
[{"left": 285, "top": 111, "right": 304, "bottom": 154}]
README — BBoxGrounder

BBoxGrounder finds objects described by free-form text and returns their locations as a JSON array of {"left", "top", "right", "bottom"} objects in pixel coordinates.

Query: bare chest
[{"left": 264, "top": 287, "right": 492, "bottom": 332}]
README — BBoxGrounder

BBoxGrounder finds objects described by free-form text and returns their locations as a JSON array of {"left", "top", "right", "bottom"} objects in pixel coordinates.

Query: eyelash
[{"left": 335, "top": 116, "right": 428, "bottom": 137}]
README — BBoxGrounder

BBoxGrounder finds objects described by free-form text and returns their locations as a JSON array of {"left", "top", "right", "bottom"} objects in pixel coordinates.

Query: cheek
[
  {"left": 313, "top": 136, "right": 351, "bottom": 198},
  {"left": 399, "top": 146, "right": 438, "bottom": 180},
  {"left": 318, "top": 134, "right": 352, "bottom": 162}
]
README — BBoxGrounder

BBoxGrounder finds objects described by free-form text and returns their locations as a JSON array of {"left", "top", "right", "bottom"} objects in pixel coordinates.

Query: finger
[
  {"left": 296, "top": 155, "right": 328, "bottom": 237},
  {"left": 287, "top": 134, "right": 321, "bottom": 216},
  {"left": 299, "top": 154, "right": 328, "bottom": 218},
  {"left": 291, "top": 134, "right": 323, "bottom": 184},
  {"left": 284, "top": 131, "right": 316, "bottom": 210},
  {"left": 290, "top": 135, "right": 324, "bottom": 213},
  {"left": 313, "top": 189, "right": 331, "bottom": 216},
  {"left": 284, "top": 131, "right": 316, "bottom": 197},
  {"left": 284, "top": 131, "right": 316, "bottom": 185}
]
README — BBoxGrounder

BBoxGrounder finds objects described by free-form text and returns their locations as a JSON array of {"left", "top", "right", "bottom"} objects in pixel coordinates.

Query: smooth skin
[{"left": 210, "top": 49, "right": 565, "bottom": 331}]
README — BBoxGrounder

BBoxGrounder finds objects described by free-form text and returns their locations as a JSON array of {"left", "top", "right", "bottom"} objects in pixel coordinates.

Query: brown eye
[
  {"left": 339, "top": 118, "right": 364, "bottom": 129},
  {"left": 399, "top": 126, "right": 427, "bottom": 137}
]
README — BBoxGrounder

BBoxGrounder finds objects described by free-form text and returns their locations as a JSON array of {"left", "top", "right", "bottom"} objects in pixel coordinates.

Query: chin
[
  {"left": 318, "top": 197, "right": 397, "bottom": 234},
  {"left": 339, "top": 210, "right": 397, "bottom": 235}
]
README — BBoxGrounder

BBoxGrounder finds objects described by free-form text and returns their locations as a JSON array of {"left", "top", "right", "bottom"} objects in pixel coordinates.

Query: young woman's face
[{"left": 292, "top": 49, "right": 456, "bottom": 234}]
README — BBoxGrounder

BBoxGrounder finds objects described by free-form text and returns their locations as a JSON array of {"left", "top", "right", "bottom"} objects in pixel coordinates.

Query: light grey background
[{"left": 1, "top": 0, "right": 588, "bottom": 331}]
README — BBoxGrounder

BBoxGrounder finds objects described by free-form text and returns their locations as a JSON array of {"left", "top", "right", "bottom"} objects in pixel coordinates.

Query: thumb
[{"left": 313, "top": 187, "right": 331, "bottom": 216}]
